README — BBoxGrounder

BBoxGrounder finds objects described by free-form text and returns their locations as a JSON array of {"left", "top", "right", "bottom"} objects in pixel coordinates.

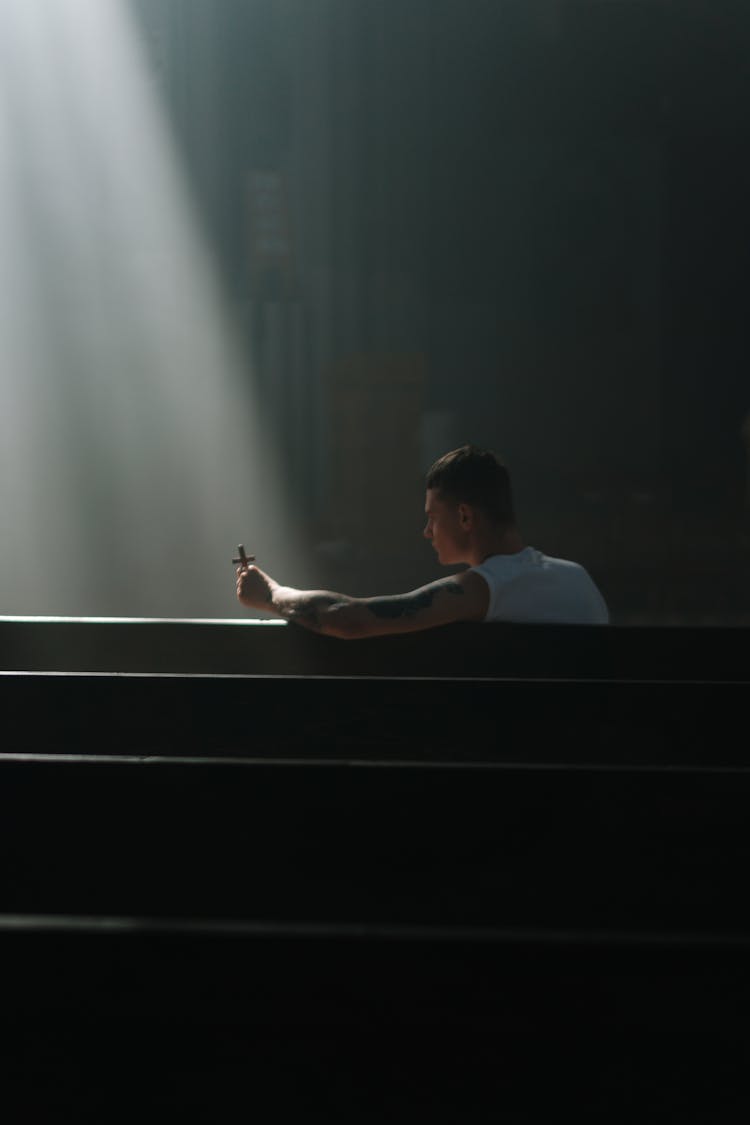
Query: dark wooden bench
[
  {"left": 4, "top": 910, "right": 745, "bottom": 1117},
  {"left": 1, "top": 616, "right": 747, "bottom": 765},
  {"left": 1, "top": 617, "right": 747, "bottom": 1114},
  {"left": 0, "top": 749, "right": 748, "bottom": 1084},
  {"left": 1, "top": 670, "right": 746, "bottom": 764},
  {"left": 1, "top": 753, "right": 748, "bottom": 935},
  {"left": 0, "top": 614, "right": 746, "bottom": 680}
]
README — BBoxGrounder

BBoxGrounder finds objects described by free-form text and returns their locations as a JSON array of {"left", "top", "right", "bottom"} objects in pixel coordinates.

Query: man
[{"left": 236, "top": 445, "right": 609, "bottom": 636}]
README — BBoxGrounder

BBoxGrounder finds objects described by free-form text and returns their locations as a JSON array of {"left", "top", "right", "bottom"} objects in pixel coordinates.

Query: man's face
[{"left": 423, "top": 488, "right": 468, "bottom": 565}]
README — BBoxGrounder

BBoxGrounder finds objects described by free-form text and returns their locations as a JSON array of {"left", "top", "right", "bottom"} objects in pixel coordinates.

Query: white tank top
[{"left": 472, "top": 547, "right": 609, "bottom": 624}]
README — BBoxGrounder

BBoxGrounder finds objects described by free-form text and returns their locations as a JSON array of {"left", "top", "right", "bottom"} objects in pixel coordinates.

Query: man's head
[{"left": 423, "top": 445, "right": 516, "bottom": 565}]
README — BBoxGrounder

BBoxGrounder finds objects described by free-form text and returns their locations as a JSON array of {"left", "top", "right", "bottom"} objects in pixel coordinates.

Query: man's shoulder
[
  {"left": 438, "top": 569, "right": 491, "bottom": 621},
  {"left": 532, "top": 550, "right": 599, "bottom": 579}
]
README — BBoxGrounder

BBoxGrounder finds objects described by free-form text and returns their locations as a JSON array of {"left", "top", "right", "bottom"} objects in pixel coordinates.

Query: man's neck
[{"left": 468, "top": 526, "right": 525, "bottom": 567}]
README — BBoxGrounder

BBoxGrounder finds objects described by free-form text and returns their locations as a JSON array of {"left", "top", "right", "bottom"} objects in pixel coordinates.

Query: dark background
[{"left": 131, "top": 0, "right": 750, "bottom": 620}]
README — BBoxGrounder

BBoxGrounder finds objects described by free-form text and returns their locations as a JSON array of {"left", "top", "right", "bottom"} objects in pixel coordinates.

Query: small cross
[{"left": 232, "top": 544, "right": 256, "bottom": 566}]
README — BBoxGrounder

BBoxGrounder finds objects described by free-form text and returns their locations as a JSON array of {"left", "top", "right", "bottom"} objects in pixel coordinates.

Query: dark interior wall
[
  {"left": 419, "top": 2, "right": 664, "bottom": 483},
  {"left": 147, "top": 4, "right": 699, "bottom": 459},
  {"left": 131, "top": 0, "right": 750, "bottom": 607},
  {"left": 661, "top": 3, "right": 750, "bottom": 511}
]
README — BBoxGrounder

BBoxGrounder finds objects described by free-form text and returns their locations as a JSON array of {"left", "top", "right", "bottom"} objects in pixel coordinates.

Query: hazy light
[{"left": 0, "top": 0, "right": 302, "bottom": 617}]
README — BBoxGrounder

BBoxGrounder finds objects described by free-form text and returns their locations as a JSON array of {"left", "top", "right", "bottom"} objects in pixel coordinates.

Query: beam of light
[{"left": 0, "top": 0, "right": 305, "bottom": 618}]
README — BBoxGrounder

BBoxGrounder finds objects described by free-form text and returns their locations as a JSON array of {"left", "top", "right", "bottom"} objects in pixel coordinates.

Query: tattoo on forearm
[
  {"left": 287, "top": 594, "right": 340, "bottom": 632},
  {"left": 367, "top": 582, "right": 464, "bottom": 620},
  {"left": 281, "top": 580, "right": 465, "bottom": 634}
]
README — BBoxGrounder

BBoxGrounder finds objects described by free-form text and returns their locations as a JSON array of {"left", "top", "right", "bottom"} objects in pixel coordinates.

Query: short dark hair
[{"left": 426, "top": 445, "right": 515, "bottom": 525}]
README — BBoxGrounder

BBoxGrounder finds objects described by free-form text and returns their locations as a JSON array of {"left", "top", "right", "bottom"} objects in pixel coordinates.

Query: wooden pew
[
  {"left": 1, "top": 669, "right": 746, "bottom": 765},
  {"left": 2, "top": 910, "right": 748, "bottom": 1035},
  {"left": 0, "top": 751, "right": 748, "bottom": 1065},
  {"left": 2, "top": 618, "right": 745, "bottom": 767},
  {"left": 0, "top": 754, "right": 748, "bottom": 935},
  {"left": 1, "top": 615, "right": 747, "bottom": 1115},
  {"left": 0, "top": 614, "right": 746, "bottom": 680},
  {"left": 5, "top": 911, "right": 746, "bottom": 1116}
]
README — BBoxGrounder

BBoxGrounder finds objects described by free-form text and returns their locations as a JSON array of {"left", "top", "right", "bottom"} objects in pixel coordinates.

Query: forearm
[
  {"left": 269, "top": 585, "right": 356, "bottom": 636},
  {"left": 237, "top": 566, "right": 481, "bottom": 638},
  {"left": 236, "top": 564, "right": 355, "bottom": 635},
  {"left": 276, "top": 593, "right": 434, "bottom": 638},
  {"left": 274, "top": 585, "right": 466, "bottom": 639}
]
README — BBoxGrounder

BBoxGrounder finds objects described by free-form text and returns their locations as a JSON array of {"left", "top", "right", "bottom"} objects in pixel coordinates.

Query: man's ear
[{"left": 457, "top": 502, "right": 474, "bottom": 529}]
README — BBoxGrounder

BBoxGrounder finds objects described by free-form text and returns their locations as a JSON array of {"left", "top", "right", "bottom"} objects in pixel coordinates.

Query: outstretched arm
[{"left": 236, "top": 564, "right": 489, "bottom": 638}]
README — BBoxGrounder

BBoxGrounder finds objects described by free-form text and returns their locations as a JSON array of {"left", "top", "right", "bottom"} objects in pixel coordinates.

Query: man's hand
[{"left": 236, "top": 563, "right": 275, "bottom": 610}]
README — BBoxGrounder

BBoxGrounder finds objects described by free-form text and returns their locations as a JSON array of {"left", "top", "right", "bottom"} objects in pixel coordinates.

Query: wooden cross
[{"left": 232, "top": 544, "right": 256, "bottom": 567}]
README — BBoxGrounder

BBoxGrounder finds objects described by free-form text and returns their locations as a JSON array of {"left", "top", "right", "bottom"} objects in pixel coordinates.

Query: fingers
[
  {"left": 236, "top": 563, "right": 257, "bottom": 595},
  {"left": 235, "top": 558, "right": 261, "bottom": 606},
  {"left": 236, "top": 570, "right": 248, "bottom": 601}
]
